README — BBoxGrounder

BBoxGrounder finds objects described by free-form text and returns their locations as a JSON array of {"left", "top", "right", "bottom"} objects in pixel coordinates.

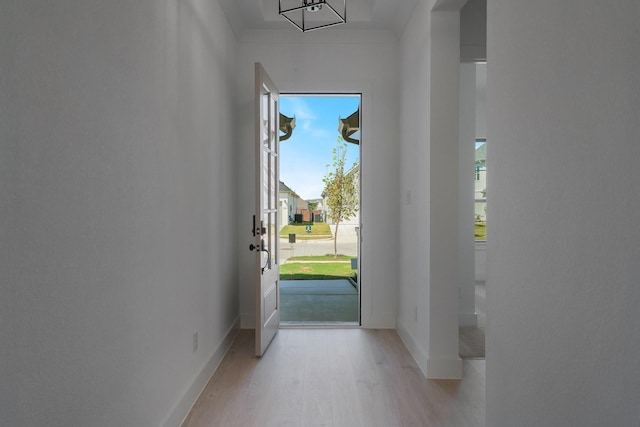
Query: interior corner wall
[
  {"left": 458, "top": 63, "right": 477, "bottom": 327},
  {"left": 397, "top": 0, "right": 462, "bottom": 379},
  {"left": 397, "top": 0, "right": 432, "bottom": 374},
  {"left": 235, "top": 30, "right": 400, "bottom": 329},
  {"left": 474, "top": 63, "right": 487, "bottom": 282},
  {"left": 487, "top": 1, "right": 640, "bottom": 425},
  {"left": 427, "top": 9, "right": 462, "bottom": 379},
  {"left": 1, "top": 1, "right": 239, "bottom": 426},
  {"left": 474, "top": 63, "right": 487, "bottom": 140}
]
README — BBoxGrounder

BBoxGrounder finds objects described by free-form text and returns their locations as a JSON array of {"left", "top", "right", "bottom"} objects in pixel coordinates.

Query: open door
[{"left": 253, "top": 63, "right": 280, "bottom": 356}]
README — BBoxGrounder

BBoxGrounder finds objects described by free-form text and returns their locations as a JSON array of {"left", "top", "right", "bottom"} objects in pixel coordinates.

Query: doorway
[
  {"left": 458, "top": 62, "right": 487, "bottom": 359},
  {"left": 278, "top": 94, "right": 361, "bottom": 325}
]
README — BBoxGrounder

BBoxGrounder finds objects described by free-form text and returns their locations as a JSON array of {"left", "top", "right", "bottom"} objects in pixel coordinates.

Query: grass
[
  {"left": 475, "top": 221, "right": 486, "bottom": 241},
  {"left": 287, "top": 254, "right": 352, "bottom": 262},
  {"left": 280, "top": 262, "right": 356, "bottom": 281},
  {"left": 280, "top": 223, "right": 332, "bottom": 240}
]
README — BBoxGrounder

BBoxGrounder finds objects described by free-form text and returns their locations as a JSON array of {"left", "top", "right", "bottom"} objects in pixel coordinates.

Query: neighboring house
[
  {"left": 280, "top": 181, "right": 314, "bottom": 224},
  {"left": 278, "top": 180, "right": 299, "bottom": 228},
  {"left": 306, "top": 198, "right": 325, "bottom": 222},
  {"left": 344, "top": 163, "right": 360, "bottom": 226},
  {"left": 295, "top": 197, "right": 311, "bottom": 222},
  {"left": 296, "top": 197, "right": 308, "bottom": 212},
  {"left": 474, "top": 141, "right": 487, "bottom": 221}
]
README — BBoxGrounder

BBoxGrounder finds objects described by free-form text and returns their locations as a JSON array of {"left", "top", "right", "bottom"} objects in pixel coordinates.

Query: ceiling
[{"left": 218, "top": 0, "right": 422, "bottom": 37}]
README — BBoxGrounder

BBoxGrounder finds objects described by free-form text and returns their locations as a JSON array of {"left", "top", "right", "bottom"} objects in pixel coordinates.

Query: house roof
[
  {"left": 279, "top": 181, "right": 300, "bottom": 198},
  {"left": 345, "top": 163, "right": 360, "bottom": 176},
  {"left": 279, "top": 113, "right": 295, "bottom": 141},
  {"left": 339, "top": 109, "right": 360, "bottom": 145}
]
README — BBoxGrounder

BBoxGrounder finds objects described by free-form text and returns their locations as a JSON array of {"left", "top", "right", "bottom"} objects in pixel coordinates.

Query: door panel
[{"left": 254, "top": 63, "right": 280, "bottom": 356}]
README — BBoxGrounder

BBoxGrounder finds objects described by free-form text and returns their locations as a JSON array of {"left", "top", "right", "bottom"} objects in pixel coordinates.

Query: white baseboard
[
  {"left": 396, "top": 320, "right": 428, "bottom": 377},
  {"left": 162, "top": 316, "right": 240, "bottom": 427},
  {"left": 361, "top": 310, "right": 396, "bottom": 329},
  {"left": 426, "top": 357, "right": 462, "bottom": 379},
  {"left": 458, "top": 311, "right": 478, "bottom": 327},
  {"left": 397, "top": 320, "right": 463, "bottom": 379},
  {"left": 241, "top": 313, "right": 255, "bottom": 329}
]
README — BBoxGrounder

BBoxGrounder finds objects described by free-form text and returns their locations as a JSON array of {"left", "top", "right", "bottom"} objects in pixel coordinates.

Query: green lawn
[
  {"left": 280, "top": 223, "right": 332, "bottom": 240},
  {"left": 475, "top": 221, "right": 486, "bottom": 241},
  {"left": 280, "top": 262, "right": 356, "bottom": 281},
  {"left": 287, "top": 254, "right": 352, "bottom": 262}
]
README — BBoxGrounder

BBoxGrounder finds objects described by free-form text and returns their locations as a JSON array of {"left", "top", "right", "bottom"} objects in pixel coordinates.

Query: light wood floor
[{"left": 182, "top": 329, "right": 485, "bottom": 427}]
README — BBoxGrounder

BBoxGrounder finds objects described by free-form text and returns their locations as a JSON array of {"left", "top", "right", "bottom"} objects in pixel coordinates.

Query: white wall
[
  {"left": 428, "top": 9, "right": 463, "bottom": 378},
  {"left": 475, "top": 63, "right": 487, "bottom": 281},
  {"left": 458, "top": 63, "right": 478, "bottom": 326},
  {"left": 475, "top": 63, "right": 487, "bottom": 139},
  {"left": 487, "top": 1, "right": 640, "bottom": 425},
  {"left": 397, "top": 0, "right": 432, "bottom": 374},
  {"left": 397, "top": 0, "right": 462, "bottom": 379},
  {"left": 236, "top": 29, "right": 400, "bottom": 328},
  {"left": 0, "top": 1, "right": 239, "bottom": 426}
]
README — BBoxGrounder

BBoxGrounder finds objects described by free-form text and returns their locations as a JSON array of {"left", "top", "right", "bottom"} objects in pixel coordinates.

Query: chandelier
[{"left": 279, "top": 0, "right": 346, "bottom": 32}]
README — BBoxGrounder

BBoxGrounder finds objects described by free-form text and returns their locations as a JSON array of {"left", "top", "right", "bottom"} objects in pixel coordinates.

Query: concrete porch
[{"left": 280, "top": 279, "right": 359, "bottom": 325}]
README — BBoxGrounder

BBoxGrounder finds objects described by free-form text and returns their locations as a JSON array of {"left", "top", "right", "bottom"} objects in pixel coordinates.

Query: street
[{"left": 279, "top": 224, "right": 359, "bottom": 262}]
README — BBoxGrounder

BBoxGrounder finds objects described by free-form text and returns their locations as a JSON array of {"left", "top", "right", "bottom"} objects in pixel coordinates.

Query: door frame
[{"left": 279, "top": 92, "right": 363, "bottom": 326}]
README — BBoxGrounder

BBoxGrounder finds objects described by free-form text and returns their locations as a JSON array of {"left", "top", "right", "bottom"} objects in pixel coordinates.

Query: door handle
[
  {"left": 251, "top": 215, "right": 267, "bottom": 236},
  {"left": 249, "top": 241, "right": 270, "bottom": 273}
]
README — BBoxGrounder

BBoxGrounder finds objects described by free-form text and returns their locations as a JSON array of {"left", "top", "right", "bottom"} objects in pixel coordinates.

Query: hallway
[{"left": 182, "top": 329, "right": 485, "bottom": 427}]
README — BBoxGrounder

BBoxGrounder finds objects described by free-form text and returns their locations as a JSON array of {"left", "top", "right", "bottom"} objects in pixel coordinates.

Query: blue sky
[{"left": 280, "top": 95, "right": 360, "bottom": 200}]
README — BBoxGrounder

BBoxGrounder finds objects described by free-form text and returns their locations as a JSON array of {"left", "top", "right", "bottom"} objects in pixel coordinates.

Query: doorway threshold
[{"left": 280, "top": 321, "right": 360, "bottom": 329}]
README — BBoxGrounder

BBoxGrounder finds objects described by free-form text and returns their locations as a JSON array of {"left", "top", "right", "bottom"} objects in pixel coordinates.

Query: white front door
[{"left": 253, "top": 63, "right": 280, "bottom": 357}]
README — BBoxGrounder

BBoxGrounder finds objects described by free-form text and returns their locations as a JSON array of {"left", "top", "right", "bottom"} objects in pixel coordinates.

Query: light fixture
[{"left": 279, "top": 0, "right": 346, "bottom": 32}]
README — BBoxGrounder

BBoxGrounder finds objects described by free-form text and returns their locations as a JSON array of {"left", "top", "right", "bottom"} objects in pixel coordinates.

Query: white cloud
[{"left": 286, "top": 98, "right": 316, "bottom": 120}]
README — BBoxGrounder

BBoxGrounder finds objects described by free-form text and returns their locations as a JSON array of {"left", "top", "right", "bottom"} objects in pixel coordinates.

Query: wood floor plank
[
  {"left": 347, "top": 330, "right": 409, "bottom": 426},
  {"left": 300, "top": 330, "right": 334, "bottom": 426},
  {"left": 327, "top": 330, "right": 367, "bottom": 427},
  {"left": 182, "top": 329, "right": 485, "bottom": 427}
]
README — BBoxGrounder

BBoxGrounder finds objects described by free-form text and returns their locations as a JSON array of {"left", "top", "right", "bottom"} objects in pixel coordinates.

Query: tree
[{"left": 322, "top": 138, "right": 359, "bottom": 258}]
